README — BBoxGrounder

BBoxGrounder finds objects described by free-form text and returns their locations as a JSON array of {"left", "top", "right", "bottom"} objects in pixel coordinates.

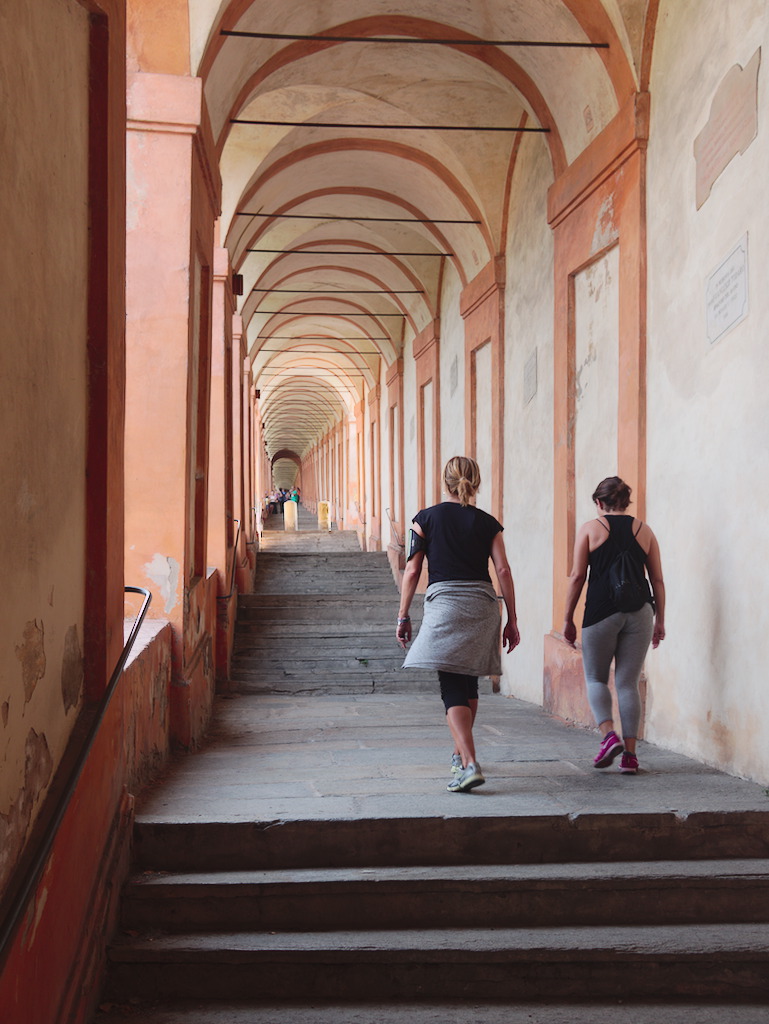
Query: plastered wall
[
  {"left": 646, "top": 1, "right": 769, "bottom": 780},
  {"left": 501, "top": 133, "right": 555, "bottom": 703},
  {"left": 402, "top": 334, "right": 418, "bottom": 526},
  {"left": 438, "top": 274, "right": 466, "bottom": 464},
  {"left": 0, "top": 0, "right": 90, "bottom": 893}
]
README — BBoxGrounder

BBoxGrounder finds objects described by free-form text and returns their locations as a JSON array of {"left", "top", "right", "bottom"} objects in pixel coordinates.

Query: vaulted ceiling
[{"left": 189, "top": 1, "right": 652, "bottom": 464}]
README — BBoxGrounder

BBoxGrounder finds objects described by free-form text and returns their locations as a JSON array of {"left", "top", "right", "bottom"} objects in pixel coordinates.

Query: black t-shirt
[{"left": 412, "top": 502, "right": 503, "bottom": 586}]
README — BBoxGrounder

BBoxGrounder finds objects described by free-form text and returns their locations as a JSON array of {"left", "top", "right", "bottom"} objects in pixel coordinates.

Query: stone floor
[{"left": 136, "top": 686, "right": 769, "bottom": 825}]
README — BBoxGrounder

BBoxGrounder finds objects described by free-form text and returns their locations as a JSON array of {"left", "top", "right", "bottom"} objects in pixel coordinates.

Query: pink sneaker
[
  {"left": 594, "top": 731, "right": 624, "bottom": 768},
  {"left": 619, "top": 751, "right": 639, "bottom": 774}
]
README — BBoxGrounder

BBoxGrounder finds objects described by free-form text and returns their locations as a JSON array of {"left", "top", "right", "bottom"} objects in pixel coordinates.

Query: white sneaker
[{"left": 447, "top": 762, "right": 485, "bottom": 792}]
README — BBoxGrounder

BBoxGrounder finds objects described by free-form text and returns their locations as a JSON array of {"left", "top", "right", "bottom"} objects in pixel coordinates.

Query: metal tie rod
[
  {"left": 237, "top": 211, "right": 481, "bottom": 224},
  {"left": 231, "top": 119, "right": 548, "bottom": 132},
  {"left": 221, "top": 30, "right": 608, "bottom": 49}
]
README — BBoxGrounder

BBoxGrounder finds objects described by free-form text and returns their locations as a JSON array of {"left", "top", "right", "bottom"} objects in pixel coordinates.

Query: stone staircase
[
  {"left": 95, "top": 526, "right": 769, "bottom": 1020},
  {"left": 230, "top": 548, "right": 438, "bottom": 694},
  {"left": 104, "top": 815, "right": 769, "bottom": 1007}
]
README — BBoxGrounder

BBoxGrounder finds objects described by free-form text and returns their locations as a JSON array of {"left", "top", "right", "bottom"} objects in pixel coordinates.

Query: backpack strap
[{"left": 597, "top": 517, "right": 610, "bottom": 534}]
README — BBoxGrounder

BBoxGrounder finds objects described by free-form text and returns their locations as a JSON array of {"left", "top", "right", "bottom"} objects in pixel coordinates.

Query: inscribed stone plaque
[
  {"left": 694, "top": 49, "right": 760, "bottom": 209},
  {"left": 706, "top": 234, "right": 748, "bottom": 345},
  {"left": 524, "top": 348, "right": 538, "bottom": 404}
]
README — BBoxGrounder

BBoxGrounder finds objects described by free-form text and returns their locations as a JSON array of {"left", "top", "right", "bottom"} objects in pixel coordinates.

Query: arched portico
[{"left": 5, "top": 4, "right": 769, "bottom": 1018}]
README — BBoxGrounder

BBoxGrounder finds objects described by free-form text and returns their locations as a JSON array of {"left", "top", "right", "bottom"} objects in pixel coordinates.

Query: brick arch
[{"left": 271, "top": 449, "right": 302, "bottom": 469}]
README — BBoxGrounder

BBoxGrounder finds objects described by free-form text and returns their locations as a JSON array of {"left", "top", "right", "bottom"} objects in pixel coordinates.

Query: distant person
[
  {"left": 562, "top": 476, "right": 665, "bottom": 774},
  {"left": 396, "top": 456, "right": 519, "bottom": 792}
]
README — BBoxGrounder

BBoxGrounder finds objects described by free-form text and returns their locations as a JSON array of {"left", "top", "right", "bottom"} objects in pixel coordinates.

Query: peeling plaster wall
[
  {"left": 574, "top": 246, "right": 620, "bottom": 529},
  {"left": 0, "top": 0, "right": 90, "bottom": 892},
  {"left": 439, "top": 272, "right": 466, "bottom": 468},
  {"left": 501, "top": 133, "right": 555, "bottom": 704},
  {"left": 646, "top": 1, "right": 769, "bottom": 781},
  {"left": 378, "top": 360, "right": 392, "bottom": 541},
  {"left": 402, "top": 334, "right": 418, "bottom": 526}
]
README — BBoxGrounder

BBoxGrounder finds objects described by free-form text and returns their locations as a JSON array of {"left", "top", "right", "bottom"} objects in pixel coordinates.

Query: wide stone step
[
  {"left": 132, "top": 813, "right": 769, "bottom": 873},
  {"left": 228, "top": 676, "right": 437, "bottom": 696},
  {"left": 121, "top": 860, "right": 769, "bottom": 932},
  {"left": 234, "top": 628, "right": 419, "bottom": 643},
  {"left": 252, "top": 566, "right": 393, "bottom": 576},
  {"left": 104, "top": 923, "right": 769, "bottom": 1002},
  {"left": 91, "top": 1000, "right": 769, "bottom": 1024},
  {"left": 231, "top": 652, "right": 410, "bottom": 672},
  {"left": 252, "top": 561, "right": 391, "bottom": 576},
  {"left": 234, "top": 626, "right": 415, "bottom": 643},
  {"left": 237, "top": 596, "right": 414, "bottom": 624}
]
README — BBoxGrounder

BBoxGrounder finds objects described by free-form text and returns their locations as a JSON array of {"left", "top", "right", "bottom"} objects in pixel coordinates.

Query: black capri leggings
[{"left": 439, "top": 671, "right": 479, "bottom": 711}]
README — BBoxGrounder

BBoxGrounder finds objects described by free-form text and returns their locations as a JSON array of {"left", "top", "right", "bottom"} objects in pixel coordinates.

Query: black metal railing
[
  {"left": 0, "top": 585, "right": 151, "bottom": 966},
  {"left": 385, "top": 506, "right": 404, "bottom": 549}
]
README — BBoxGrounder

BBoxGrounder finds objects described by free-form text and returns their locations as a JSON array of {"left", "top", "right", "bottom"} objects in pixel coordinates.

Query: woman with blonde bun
[
  {"left": 562, "top": 476, "right": 665, "bottom": 774},
  {"left": 397, "top": 456, "right": 520, "bottom": 792}
]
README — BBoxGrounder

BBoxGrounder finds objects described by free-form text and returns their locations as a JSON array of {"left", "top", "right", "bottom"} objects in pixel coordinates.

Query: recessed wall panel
[{"left": 574, "top": 248, "right": 620, "bottom": 526}]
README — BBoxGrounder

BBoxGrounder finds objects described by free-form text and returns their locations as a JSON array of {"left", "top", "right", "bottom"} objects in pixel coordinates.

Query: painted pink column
[
  {"left": 125, "top": 71, "right": 217, "bottom": 746},
  {"left": 208, "top": 246, "right": 232, "bottom": 581}
]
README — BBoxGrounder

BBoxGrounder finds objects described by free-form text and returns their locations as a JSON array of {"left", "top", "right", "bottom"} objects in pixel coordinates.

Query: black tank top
[{"left": 583, "top": 516, "right": 652, "bottom": 628}]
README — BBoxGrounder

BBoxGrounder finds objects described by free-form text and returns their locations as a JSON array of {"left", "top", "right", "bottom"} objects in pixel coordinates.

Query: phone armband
[{"left": 408, "top": 529, "right": 426, "bottom": 562}]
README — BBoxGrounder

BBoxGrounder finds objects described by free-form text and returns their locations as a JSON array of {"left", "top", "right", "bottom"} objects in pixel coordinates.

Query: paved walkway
[
  {"left": 137, "top": 690, "right": 769, "bottom": 825},
  {"left": 138, "top": 516, "right": 769, "bottom": 826}
]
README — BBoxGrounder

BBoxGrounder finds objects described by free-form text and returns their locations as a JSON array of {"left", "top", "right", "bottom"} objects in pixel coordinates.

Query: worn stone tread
[
  {"left": 92, "top": 1002, "right": 769, "bottom": 1024},
  {"left": 109, "top": 922, "right": 769, "bottom": 959}
]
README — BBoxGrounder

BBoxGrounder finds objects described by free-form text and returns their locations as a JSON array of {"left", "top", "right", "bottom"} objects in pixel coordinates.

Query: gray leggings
[{"left": 581, "top": 604, "right": 654, "bottom": 738}]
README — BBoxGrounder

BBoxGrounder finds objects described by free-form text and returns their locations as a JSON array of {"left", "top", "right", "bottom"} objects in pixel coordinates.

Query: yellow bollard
[{"left": 317, "top": 500, "right": 330, "bottom": 531}]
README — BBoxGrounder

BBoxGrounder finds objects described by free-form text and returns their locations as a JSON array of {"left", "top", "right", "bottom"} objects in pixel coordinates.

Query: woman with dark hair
[
  {"left": 562, "top": 476, "right": 665, "bottom": 774},
  {"left": 396, "top": 456, "right": 520, "bottom": 792}
]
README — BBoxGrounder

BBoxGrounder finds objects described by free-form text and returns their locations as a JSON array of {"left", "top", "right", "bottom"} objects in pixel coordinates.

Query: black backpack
[{"left": 604, "top": 520, "right": 652, "bottom": 613}]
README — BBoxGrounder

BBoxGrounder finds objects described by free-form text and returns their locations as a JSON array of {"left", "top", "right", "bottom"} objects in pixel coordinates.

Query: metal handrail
[
  {"left": 216, "top": 518, "right": 241, "bottom": 601},
  {"left": 0, "top": 585, "right": 152, "bottom": 965},
  {"left": 385, "top": 507, "right": 404, "bottom": 549}
]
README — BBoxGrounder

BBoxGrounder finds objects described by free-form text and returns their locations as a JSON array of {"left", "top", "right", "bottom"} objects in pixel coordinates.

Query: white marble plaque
[{"left": 706, "top": 235, "right": 748, "bottom": 345}]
